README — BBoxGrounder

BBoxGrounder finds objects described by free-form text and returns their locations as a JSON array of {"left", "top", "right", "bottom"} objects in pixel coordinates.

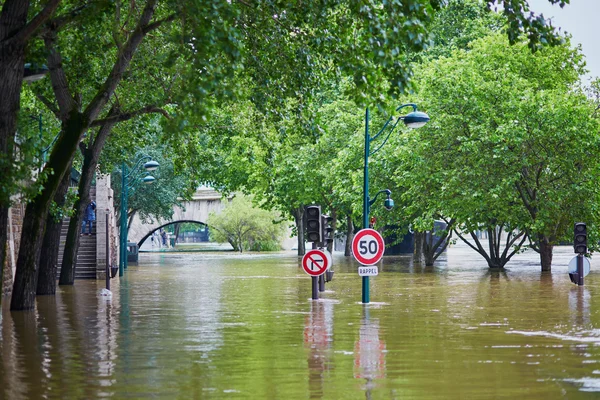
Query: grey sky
[{"left": 528, "top": 0, "right": 600, "bottom": 81}]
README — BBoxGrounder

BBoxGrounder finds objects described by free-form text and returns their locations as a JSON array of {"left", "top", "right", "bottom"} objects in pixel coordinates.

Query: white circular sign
[
  {"left": 568, "top": 256, "right": 591, "bottom": 277},
  {"left": 352, "top": 229, "right": 385, "bottom": 265},
  {"left": 302, "top": 249, "right": 329, "bottom": 276}
]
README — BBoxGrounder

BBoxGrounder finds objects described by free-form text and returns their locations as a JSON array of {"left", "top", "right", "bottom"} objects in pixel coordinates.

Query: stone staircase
[{"left": 57, "top": 187, "right": 97, "bottom": 279}]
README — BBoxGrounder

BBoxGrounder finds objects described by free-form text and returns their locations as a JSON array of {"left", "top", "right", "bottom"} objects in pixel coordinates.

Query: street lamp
[
  {"left": 362, "top": 103, "right": 429, "bottom": 303},
  {"left": 119, "top": 156, "right": 158, "bottom": 276}
]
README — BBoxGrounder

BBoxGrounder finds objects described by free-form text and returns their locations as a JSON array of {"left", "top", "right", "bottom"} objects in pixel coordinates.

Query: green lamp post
[
  {"left": 362, "top": 103, "right": 430, "bottom": 303},
  {"left": 119, "top": 157, "right": 158, "bottom": 276}
]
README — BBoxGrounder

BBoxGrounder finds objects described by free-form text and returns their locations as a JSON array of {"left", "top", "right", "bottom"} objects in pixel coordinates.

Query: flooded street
[{"left": 2, "top": 244, "right": 600, "bottom": 399}]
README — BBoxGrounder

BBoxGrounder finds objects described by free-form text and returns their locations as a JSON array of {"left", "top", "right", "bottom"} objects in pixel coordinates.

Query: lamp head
[
  {"left": 144, "top": 160, "right": 159, "bottom": 171},
  {"left": 384, "top": 197, "right": 394, "bottom": 211},
  {"left": 143, "top": 175, "right": 156, "bottom": 185},
  {"left": 403, "top": 110, "right": 430, "bottom": 129}
]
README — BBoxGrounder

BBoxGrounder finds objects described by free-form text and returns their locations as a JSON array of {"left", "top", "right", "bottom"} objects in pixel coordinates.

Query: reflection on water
[
  {"left": 304, "top": 300, "right": 334, "bottom": 399},
  {"left": 2, "top": 245, "right": 600, "bottom": 399},
  {"left": 354, "top": 309, "right": 385, "bottom": 400}
]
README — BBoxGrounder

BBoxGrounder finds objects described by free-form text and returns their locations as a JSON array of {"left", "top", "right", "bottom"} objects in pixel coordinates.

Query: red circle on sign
[
  {"left": 352, "top": 228, "right": 385, "bottom": 265},
  {"left": 302, "top": 249, "right": 329, "bottom": 276}
]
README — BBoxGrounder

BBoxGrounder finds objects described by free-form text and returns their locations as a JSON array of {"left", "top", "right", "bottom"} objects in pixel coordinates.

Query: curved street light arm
[
  {"left": 369, "top": 118, "right": 402, "bottom": 156},
  {"left": 369, "top": 189, "right": 392, "bottom": 207},
  {"left": 124, "top": 154, "right": 153, "bottom": 179},
  {"left": 369, "top": 103, "right": 418, "bottom": 156}
]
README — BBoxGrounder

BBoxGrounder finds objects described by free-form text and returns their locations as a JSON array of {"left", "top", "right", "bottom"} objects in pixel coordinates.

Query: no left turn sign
[
  {"left": 302, "top": 249, "right": 329, "bottom": 276},
  {"left": 352, "top": 228, "right": 385, "bottom": 265}
]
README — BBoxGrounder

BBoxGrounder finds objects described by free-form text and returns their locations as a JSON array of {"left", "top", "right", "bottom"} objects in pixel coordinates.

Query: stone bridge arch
[
  {"left": 128, "top": 187, "right": 228, "bottom": 246},
  {"left": 136, "top": 219, "right": 208, "bottom": 246}
]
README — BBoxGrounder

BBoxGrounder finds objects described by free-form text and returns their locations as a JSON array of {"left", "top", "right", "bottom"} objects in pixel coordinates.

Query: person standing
[
  {"left": 81, "top": 200, "right": 96, "bottom": 236},
  {"left": 161, "top": 229, "right": 167, "bottom": 246}
]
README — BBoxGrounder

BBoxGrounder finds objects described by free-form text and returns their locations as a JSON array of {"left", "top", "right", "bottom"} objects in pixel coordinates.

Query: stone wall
[
  {"left": 95, "top": 174, "right": 118, "bottom": 280},
  {"left": 2, "top": 202, "right": 25, "bottom": 298}
]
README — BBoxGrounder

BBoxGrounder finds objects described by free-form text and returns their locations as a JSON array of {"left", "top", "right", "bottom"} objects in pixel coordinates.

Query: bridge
[{"left": 127, "top": 186, "right": 228, "bottom": 246}]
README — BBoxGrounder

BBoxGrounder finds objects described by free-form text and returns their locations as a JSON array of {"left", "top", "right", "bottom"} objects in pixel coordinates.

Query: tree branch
[
  {"left": 83, "top": 0, "right": 160, "bottom": 123},
  {"left": 454, "top": 228, "right": 492, "bottom": 264},
  {"left": 433, "top": 230, "right": 452, "bottom": 263},
  {"left": 43, "top": 3, "right": 89, "bottom": 33},
  {"left": 142, "top": 13, "right": 177, "bottom": 34},
  {"left": 43, "top": 31, "right": 75, "bottom": 119},
  {"left": 33, "top": 91, "right": 60, "bottom": 119},
  {"left": 1, "top": 0, "right": 61, "bottom": 48},
  {"left": 90, "top": 105, "right": 170, "bottom": 127}
]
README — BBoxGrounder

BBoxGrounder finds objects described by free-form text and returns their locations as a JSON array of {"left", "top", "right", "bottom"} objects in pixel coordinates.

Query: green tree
[
  {"left": 107, "top": 144, "right": 195, "bottom": 231},
  {"left": 4, "top": 0, "right": 579, "bottom": 308},
  {"left": 208, "top": 195, "right": 285, "bottom": 253},
  {"left": 401, "top": 34, "right": 599, "bottom": 270}
]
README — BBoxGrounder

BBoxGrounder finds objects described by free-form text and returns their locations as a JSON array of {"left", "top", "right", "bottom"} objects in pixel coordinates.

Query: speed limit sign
[{"left": 352, "top": 228, "right": 385, "bottom": 265}]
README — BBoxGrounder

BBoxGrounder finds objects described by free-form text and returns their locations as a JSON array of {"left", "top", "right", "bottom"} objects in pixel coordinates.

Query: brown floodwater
[{"left": 2, "top": 243, "right": 600, "bottom": 399}]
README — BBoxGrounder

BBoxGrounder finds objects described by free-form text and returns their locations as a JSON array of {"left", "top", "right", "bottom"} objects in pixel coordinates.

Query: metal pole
[
  {"left": 577, "top": 253, "right": 584, "bottom": 286},
  {"left": 124, "top": 181, "right": 129, "bottom": 270},
  {"left": 362, "top": 108, "right": 370, "bottom": 304},
  {"left": 119, "top": 162, "right": 126, "bottom": 277},
  {"left": 312, "top": 242, "right": 318, "bottom": 300},
  {"left": 319, "top": 273, "right": 325, "bottom": 292},
  {"left": 106, "top": 212, "right": 110, "bottom": 291}
]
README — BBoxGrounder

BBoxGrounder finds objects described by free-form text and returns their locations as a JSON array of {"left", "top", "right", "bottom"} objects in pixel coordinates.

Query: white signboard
[
  {"left": 358, "top": 266, "right": 379, "bottom": 277},
  {"left": 568, "top": 256, "right": 591, "bottom": 277}
]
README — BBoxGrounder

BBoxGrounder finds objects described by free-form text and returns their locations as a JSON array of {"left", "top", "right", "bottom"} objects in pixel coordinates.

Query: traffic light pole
[
  {"left": 311, "top": 242, "right": 319, "bottom": 300},
  {"left": 577, "top": 253, "right": 584, "bottom": 286}
]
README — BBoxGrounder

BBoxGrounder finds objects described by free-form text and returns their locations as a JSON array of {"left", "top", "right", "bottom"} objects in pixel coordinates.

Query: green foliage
[
  {"left": 423, "top": 0, "right": 504, "bottom": 60},
  {"left": 394, "top": 33, "right": 600, "bottom": 265},
  {"left": 207, "top": 194, "right": 285, "bottom": 252},
  {"left": 48, "top": 189, "right": 79, "bottom": 223},
  {"left": 112, "top": 144, "right": 196, "bottom": 226}
]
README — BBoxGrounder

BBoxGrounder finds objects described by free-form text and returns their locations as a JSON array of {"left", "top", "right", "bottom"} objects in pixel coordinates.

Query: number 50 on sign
[{"left": 352, "top": 228, "right": 385, "bottom": 265}]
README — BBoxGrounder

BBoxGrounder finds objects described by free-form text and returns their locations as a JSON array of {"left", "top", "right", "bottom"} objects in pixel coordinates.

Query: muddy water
[{"left": 1, "top": 245, "right": 600, "bottom": 399}]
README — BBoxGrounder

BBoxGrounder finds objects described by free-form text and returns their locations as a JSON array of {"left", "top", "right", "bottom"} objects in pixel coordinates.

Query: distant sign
[
  {"left": 568, "top": 256, "right": 591, "bottom": 277},
  {"left": 352, "top": 228, "right": 384, "bottom": 265},
  {"left": 322, "top": 249, "right": 333, "bottom": 270},
  {"left": 302, "top": 249, "right": 329, "bottom": 276},
  {"left": 358, "top": 266, "right": 378, "bottom": 276}
]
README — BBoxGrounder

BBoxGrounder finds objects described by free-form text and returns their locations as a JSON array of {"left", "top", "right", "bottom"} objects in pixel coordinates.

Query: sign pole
[
  {"left": 106, "top": 213, "right": 110, "bottom": 291},
  {"left": 312, "top": 243, "right": 319, "bottom": 299},
  {"left": 312, "top": 277, "right": 319, "bottom": 300},
  {"left": 362, "top": 108, "right": 370, "bottom": 304},
  {"left": 577, "top": 253, "right": 584, "bottom": 286}
]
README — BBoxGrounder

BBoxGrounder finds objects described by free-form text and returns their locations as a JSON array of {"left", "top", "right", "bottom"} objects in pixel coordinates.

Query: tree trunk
[
  {"left": 344, "top": 215, "right": 354, "bottom": 257},
  {"left": 11, "top": 0, "right": 159, "bottom": 309},
  {"left": 60, "top": 149, "right": 92, "bottom": 285},
  {"left": 0, "top": 1, "right": 29, "bottom": 301},
  {"left": 0, "top": 209, "right": 7, "bottom": 306},
  {"left": 10, "top": 199, "right": 50, "bottom": 310},
  {"left": 293, "top": 206, "right": 305, "bottom": 256},
  {"left": 37, "top": 164, "right": 71, "bottom": 295},
  {"left": 174, "top": 223, "right": 181, "bottom": 244},
  {"left": 424, "top": 232, "right": 435, "bottom": 267},
  {"left": 61, "top": 112, "right": 116, "bottom": 285},
  {"left": 414, "top": 231, "right": 424, "bottom": 264},
  {"left": 11, "top": 115, "right": 86, "bottom": 310},
  {"left": 538, "top": 235, "right": 553, "bottom": 272}
]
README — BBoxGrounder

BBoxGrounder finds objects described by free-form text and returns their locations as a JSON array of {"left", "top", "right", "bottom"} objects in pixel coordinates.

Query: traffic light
[
  {"left": 574, "top": 222, "right": 587, "bottom": 254},
  {"left": 305, "top": 205, "right": 322, "bottom": 243},
  {"left": 321, "top": 215, "right": 334, "bottom": 246}
]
